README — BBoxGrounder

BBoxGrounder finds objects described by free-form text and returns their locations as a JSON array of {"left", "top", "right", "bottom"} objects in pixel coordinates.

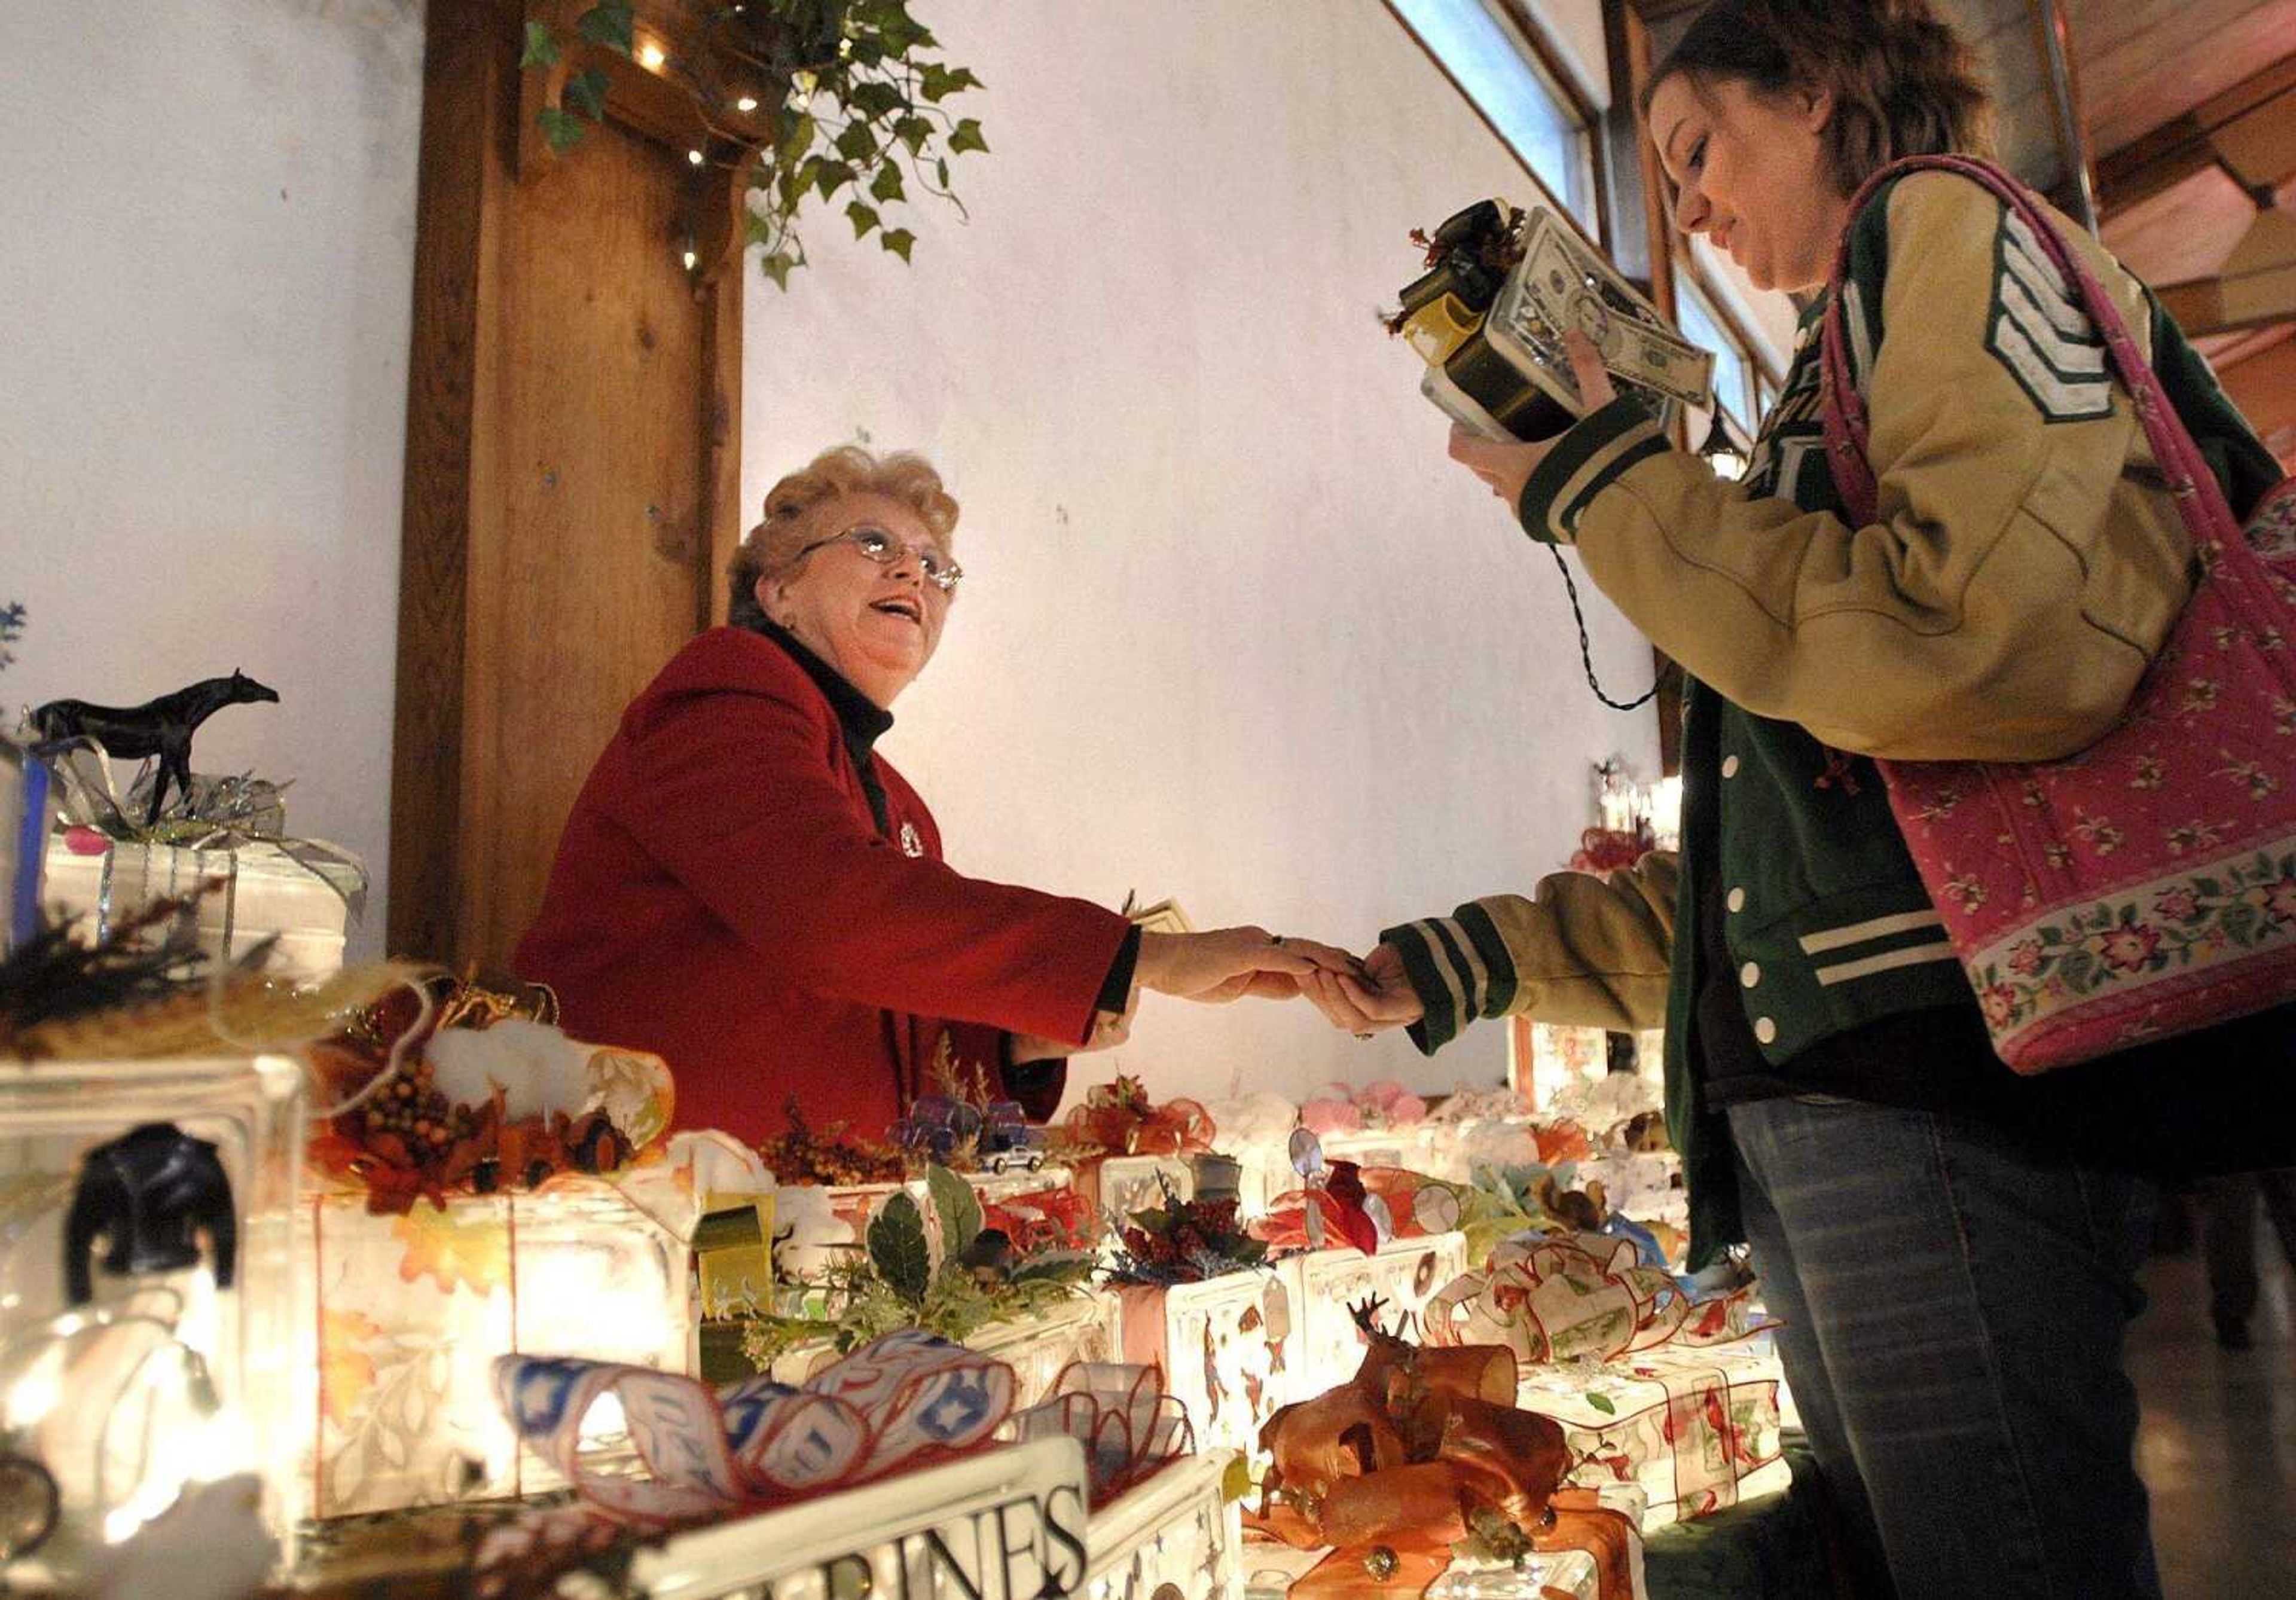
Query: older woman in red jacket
[{"left": 517, "top": 445, "right": 1326, "bottom": 1146}]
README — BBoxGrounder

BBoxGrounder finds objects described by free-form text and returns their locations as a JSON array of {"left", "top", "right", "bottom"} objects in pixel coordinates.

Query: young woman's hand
[
  {"left": 1446, "top": 330, "right": 1617, "bottom": 504},
  {"left": 1299, "top": 943, "right": 1426, "bottom": 1034}
]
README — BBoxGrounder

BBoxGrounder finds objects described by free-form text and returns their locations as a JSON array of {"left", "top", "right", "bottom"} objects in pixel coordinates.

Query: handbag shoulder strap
[{"left": 1815, "top": 154, "right": 2244, "bottom": 563}]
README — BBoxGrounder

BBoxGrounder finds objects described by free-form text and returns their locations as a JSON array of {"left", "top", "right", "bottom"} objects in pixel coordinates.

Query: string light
[
  {"left": 687, "top": 148, "right": 704, "bottom": 166},
  {"left": 637, "top": 39, "right": 666, "bottom": 71},
  {"left": 735, "top": 94, "right": 759, "bottom": 112}
]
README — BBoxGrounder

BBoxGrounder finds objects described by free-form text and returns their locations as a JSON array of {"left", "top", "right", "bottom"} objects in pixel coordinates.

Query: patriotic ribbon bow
[
  {"left": 1011, "top": 1362, "right": 1192, "bottom": 1507},
  {"left": 481, "top": 1329, "right": 1015, "bottom": 1574}
]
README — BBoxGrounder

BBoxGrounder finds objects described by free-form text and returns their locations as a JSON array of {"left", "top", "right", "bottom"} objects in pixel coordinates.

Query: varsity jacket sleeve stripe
[
  {"left": 1382, "top": 853, "right": 1680, "bottom": 1053},
  {"left": 1522, "top": 172, "right": 2195, "bottom": 764},
  {"left": 1518, "top": 396, "right": 1674, "bottom": 546}
]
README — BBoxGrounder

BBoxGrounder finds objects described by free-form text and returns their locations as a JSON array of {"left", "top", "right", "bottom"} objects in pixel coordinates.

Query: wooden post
[{"left": 389, "top": 0, "right": 747, "bottom": 969}]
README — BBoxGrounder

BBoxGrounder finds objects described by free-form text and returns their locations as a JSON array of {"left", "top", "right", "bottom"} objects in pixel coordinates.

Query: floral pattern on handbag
[{"left": 1819, "top": 154, "right": 2296, "bottom": 1070}]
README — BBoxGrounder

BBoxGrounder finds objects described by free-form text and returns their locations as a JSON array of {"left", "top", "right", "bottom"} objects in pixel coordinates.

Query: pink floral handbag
[{"left": 1819, "top": 154, "right": 2296, "bottom": 1073}]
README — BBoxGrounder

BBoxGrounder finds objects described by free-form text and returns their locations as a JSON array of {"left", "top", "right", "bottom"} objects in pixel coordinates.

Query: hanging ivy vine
[{"left": 523, "top": 1, "right": 988, "bottom": 289}]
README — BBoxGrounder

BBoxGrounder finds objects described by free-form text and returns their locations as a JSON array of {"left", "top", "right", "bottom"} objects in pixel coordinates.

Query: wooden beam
[
  {"left": 1610, "top": 0, "right": 1686, "bottom": 777},
  {"left": 2096, "top": 50, "right": 2296, "bottom": 218},
  {"left": 1598, "top": 0, "right": 1655, "bottom": 294},
  {"left": 701, "top": 208, "right": 745, "bottom": 631},
  {"left": 2095, "top": 111, "right": 2216, "bottom": 216},
  {"left": 390, "top": 0, "right": 521, "bottom": 963}
]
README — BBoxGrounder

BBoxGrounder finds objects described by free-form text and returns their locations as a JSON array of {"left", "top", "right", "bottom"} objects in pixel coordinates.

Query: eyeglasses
[{"left": 790, "top": 524, "right": 963, "bottom": 595}]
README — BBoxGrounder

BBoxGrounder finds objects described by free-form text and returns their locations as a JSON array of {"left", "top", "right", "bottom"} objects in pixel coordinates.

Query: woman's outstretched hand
[
  {"left": 1135, "top": 928, "right": 1359, "bottom": 1004},
  {"left": 1299, "top": 942, "right": 1426, "bottom": 1034},
  {"left": 1447, "top": 329, "right": 1616, "bottom": 505}
]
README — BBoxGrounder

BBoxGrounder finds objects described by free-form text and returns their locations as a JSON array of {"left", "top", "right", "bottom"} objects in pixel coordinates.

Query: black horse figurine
[{"left": 31, "top": 670, "right": 280, "bottom": 826}]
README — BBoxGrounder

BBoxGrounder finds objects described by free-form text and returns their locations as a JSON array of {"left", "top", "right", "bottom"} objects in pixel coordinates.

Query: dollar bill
[{"left": 1494, "top": 209, "right": 1715, "bottom": 412}]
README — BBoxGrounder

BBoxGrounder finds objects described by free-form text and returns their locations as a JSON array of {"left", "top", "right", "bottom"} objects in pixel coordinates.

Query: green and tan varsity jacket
[{"left": 1384, "top": 170, "right": 2283, "bottom": 1263}]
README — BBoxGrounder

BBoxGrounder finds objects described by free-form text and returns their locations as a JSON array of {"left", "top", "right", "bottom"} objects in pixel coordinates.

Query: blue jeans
[{"left": 1729, "top": 1095, "right": 2160, "bottom": 1600}]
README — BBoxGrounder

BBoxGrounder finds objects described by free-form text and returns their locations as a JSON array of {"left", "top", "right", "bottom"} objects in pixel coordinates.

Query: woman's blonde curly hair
[{"left": 726, "top": 445, "right": 960, "bottom": 631}]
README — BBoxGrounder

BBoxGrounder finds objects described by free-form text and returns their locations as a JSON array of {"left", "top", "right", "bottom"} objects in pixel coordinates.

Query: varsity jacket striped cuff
[
  {"left": 1515, "top": 395, "right": 1672, "bottom": 546},
  {"left": 1380, "top": 905, "right": 1520, "bottom": 1054}
]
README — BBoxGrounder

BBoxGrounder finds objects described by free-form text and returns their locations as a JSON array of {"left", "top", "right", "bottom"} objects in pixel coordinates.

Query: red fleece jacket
[{"left": 515, "top": 627, "right": 1131, "bottom": 1147}]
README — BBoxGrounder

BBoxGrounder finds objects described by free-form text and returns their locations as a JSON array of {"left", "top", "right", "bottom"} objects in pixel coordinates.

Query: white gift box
[
  {"left": 1079, "top": 1153, "right": 1193, "bottom": 1230},
  {"left": 1574, "top": 1150, "right": 1687, "bottom": 1229},
  {"left": 1513, "top": 1343, "right": 1791, "bottom": 1529},
  {"left": 293, "top": 1134, "right": 768, "bottom": 1518},
  {"left": 43, "top": 836, "right": 349, "bottom": 979},
  {"left": 1082, "top": 1447, "right": 1243, "bottom": 1599},
  {"left": 1242, "top": 1549, "right": 1617, "bottom": 1600},
  {"left": 823, "top": 1163, "right": 1078, "bottom": 1239},
  {"left": 969, "top": 1296, "right": 1125, "bottom": 1409},
  {"left": 1517, "top": 1023, "right": 1609, "bottom": 1112},
  {"left": 1318, "top": 1125, "right": 1434, "bottom": 1174},
  {"left": 1112, "top": 1265, "right": 1303, "bottom": 1471},
  {"left": 626, "top": 1434, "right": 1092, "bottom": 1599},
  {"left": 594, "top": 1437, "right": 1242, "bottom": 1600},
  {"left": 1293, "top": 1232, "right": 1470, "bottom": 1393},
  {"left": 0, "top": 1053, "right": 303, "bottom": 1586},
  {"left": 768, "top": 1295, "right": 1123, "bottom": 1413}
]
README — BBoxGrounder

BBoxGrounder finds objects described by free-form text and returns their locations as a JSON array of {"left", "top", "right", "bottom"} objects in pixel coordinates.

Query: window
[
  {"left": 1675, "top": 276, "right": 1755, "bottom": 432},
  {"left": 1390, "top": 0, "right": 1599, "bottom": 231}
]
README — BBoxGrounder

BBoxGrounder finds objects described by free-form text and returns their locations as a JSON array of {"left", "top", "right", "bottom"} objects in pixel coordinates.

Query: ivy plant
[{"left": 523, "top": 1, "right": 987, "bottom": 289}]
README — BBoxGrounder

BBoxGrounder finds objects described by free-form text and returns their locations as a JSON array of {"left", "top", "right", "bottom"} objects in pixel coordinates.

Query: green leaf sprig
[
  {"left": 524, "top": 1, "right": 987, "bottom": 289},
  {"left": 737, "top": 1162, "right": 1094, "bottom": 1373}
]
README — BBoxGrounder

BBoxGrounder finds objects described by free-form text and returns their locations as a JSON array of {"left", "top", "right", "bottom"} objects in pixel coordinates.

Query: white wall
[
  {"left": 743, "top": 2, "right": 1662, "bottom": 1107},
  {"left": 0, "top": 0, "right": 424, "bottom": 959}
]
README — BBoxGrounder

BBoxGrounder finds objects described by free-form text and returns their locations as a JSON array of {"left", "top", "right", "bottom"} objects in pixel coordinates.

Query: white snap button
[
  {"left": 1727, "top": 887, "right": 1746, "bottom": 913},
  {"left": 1721, "top": 755, "right": 1741, "bottom": 778},
  {"left": 1754, "top": 1016, "right": 1778, "bottom": 1044},
  {"left": 1740, "top": 961, "right": 1761, "bottom": 988}
]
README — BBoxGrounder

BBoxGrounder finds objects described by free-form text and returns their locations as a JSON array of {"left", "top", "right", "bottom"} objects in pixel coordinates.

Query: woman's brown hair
[{"left": 1639, "top": 0, "right": 1995, "bottom": 196}]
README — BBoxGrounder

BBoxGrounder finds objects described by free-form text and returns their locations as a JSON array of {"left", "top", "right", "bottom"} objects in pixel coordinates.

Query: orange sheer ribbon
[
  {"left": 1060, "top": 1085, "right": 1215, "bottom": 1159},
  {"left": 1248, "top": 1318, "right": 1640, "bottom": 1598}
]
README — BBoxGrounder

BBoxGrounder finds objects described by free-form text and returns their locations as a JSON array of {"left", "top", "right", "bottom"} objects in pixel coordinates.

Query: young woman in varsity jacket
[{"left": 1308, "top": 2, "right": 2292, "bottom": 1596}]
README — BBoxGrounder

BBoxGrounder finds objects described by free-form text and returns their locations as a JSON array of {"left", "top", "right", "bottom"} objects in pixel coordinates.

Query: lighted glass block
[
  {"left": 294, "top": 1174, "right": 698, "bottom": 1517},
  {"left": 1318, "top": 1125, "right": 1435, "bottom": 1175},
  {"left": 1573, "top": 1150, "right": 1687, "bottom": 1231},
  {"left": 1513, "top": 1343, "right": 1791, "bottom": 1529},
  {"left": 0, "top": 1053, "right": 303, "bottom": 1588},
  {"left": 625, "top": 1434, "right": 1091, "bottom": 1598},
  {"left": 1636, "top": 1029, "right": 1666, "bottom": 1094},
  {"left": 1082, "top": 1448, "right": 1242, "bottom": 1599},
  {"left": 824, "top": 1164, "right": 1079, "bottom": 1239},
  {"left": 1292, "top": 1232, "right": 1470, "bottom": 1394},
  {"left": 1112, "top": 1265, "right": 1302, "bottom": 1473},
  {"left": 43, "top": 838, "right": 349, "bottom": 979},
  {"left": 1424, "top": 1549, "right": 1608, "bottom": 1599},
  {"left": 1079, "top": 1153, "right": 1192, "bottom": 1233},
  {"left": 1525, "top": 1024, "right": 1608, "bottom": 1113},
  {"left": 769, "top": 1296, "right": 1122, "bottom": 1412},
  {"left": 1229, "top": 1141, "right": 1294, "bottom": 1223},
  {"left": 970, "top": 1296, "right": 1123, "bottom": 1409}
]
